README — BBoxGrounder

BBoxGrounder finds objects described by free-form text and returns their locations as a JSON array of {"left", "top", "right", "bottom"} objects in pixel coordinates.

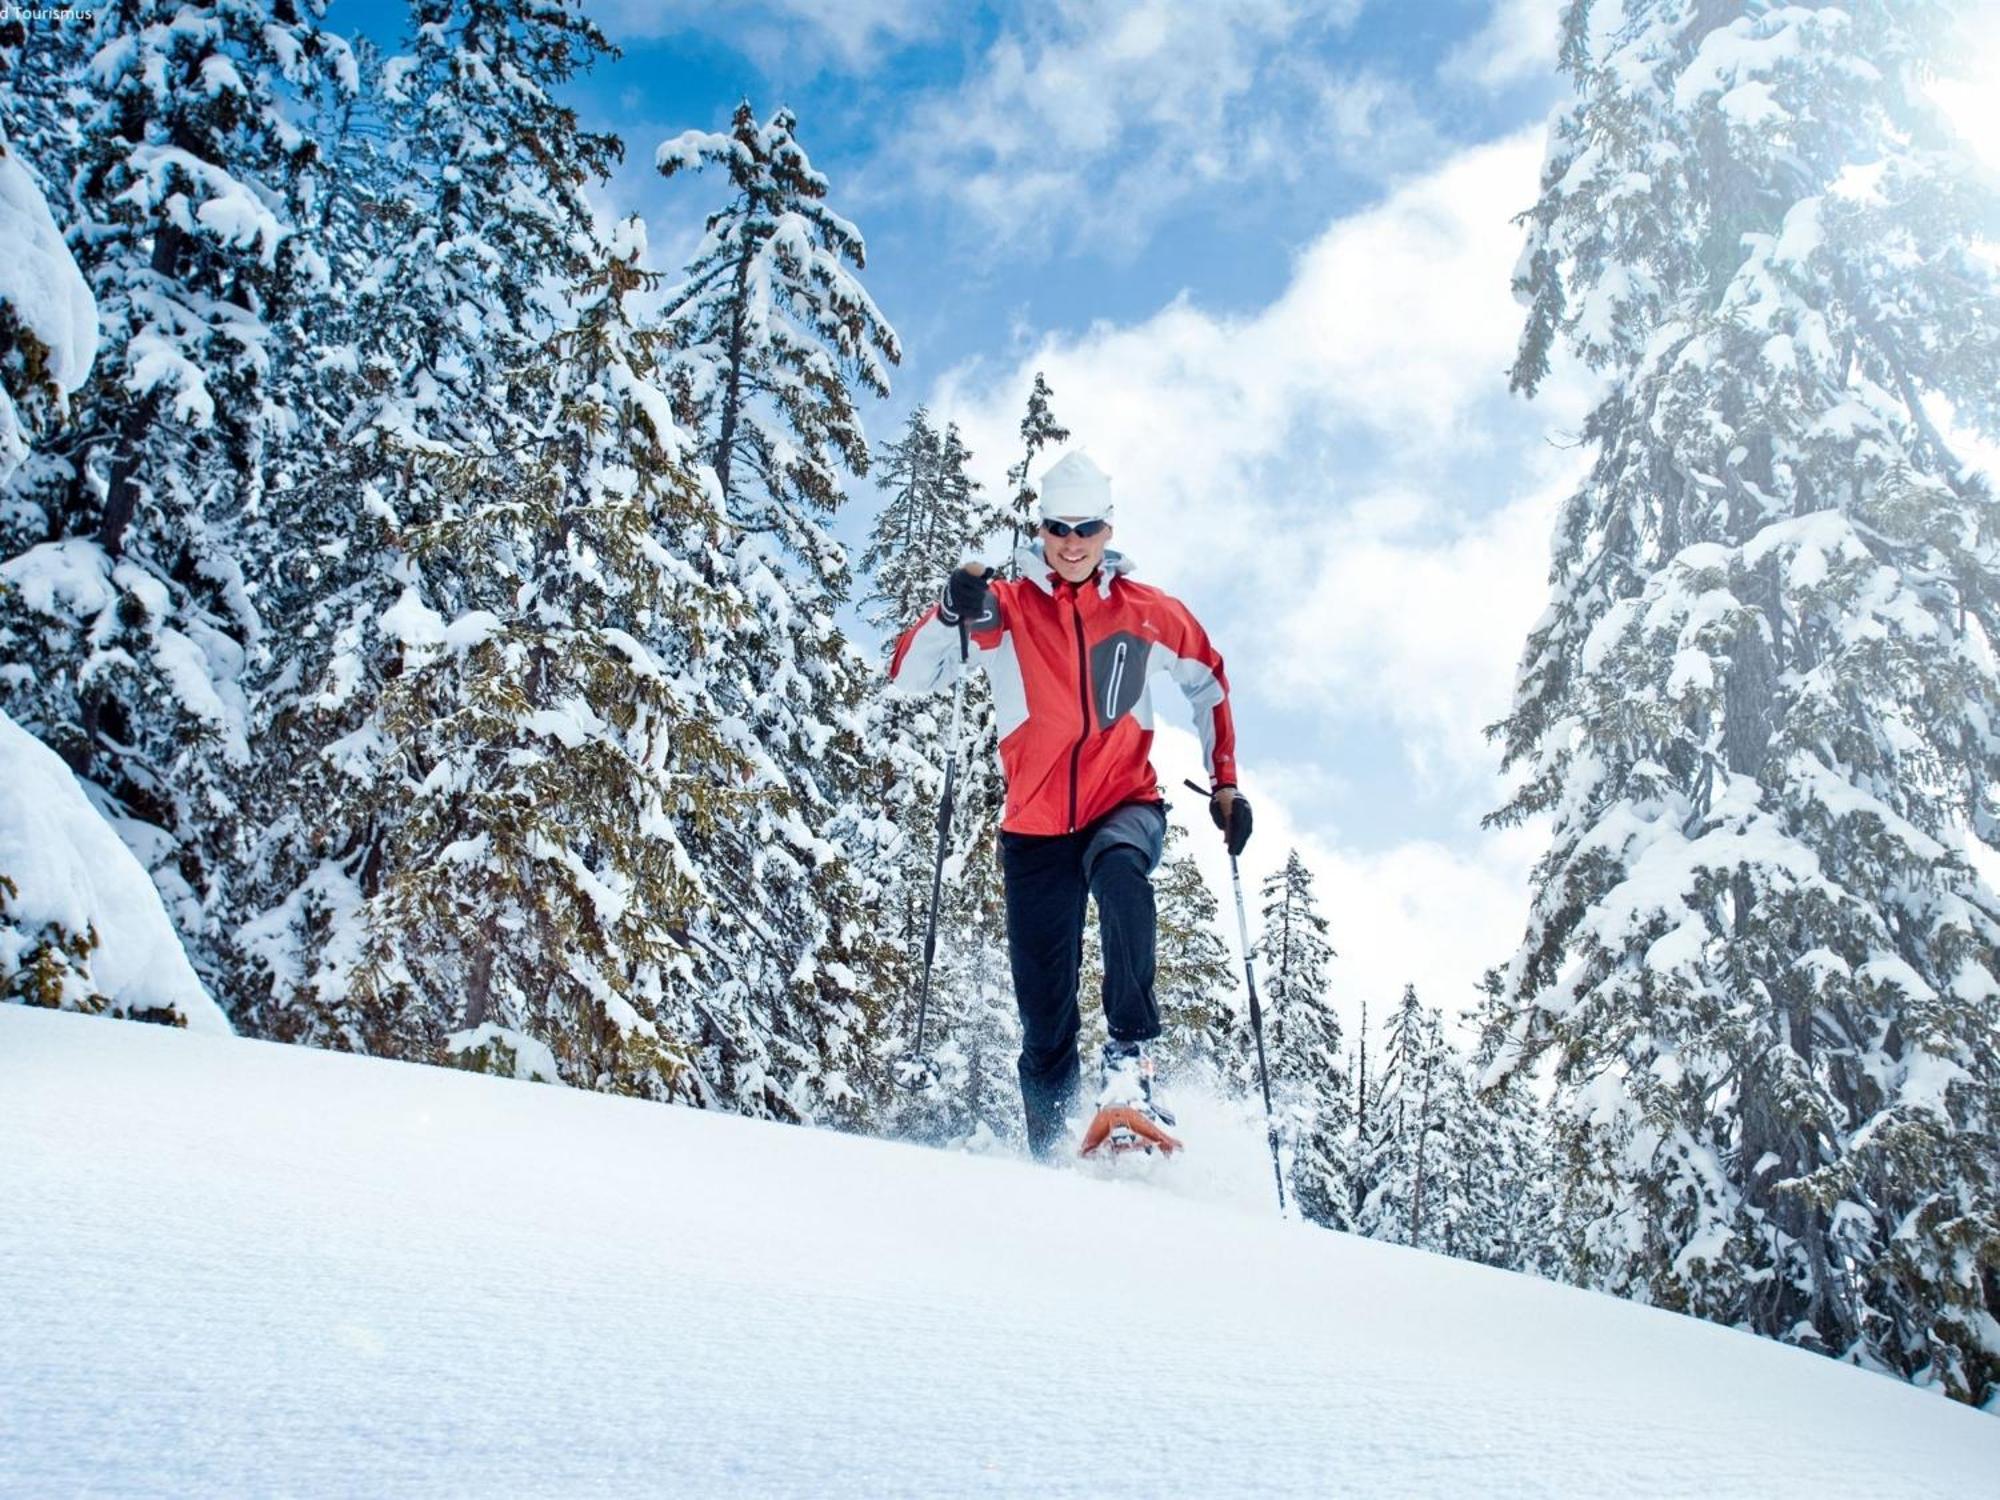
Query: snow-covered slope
[
  {"left": 0, "top": 711, "right": 227, "bottom": 1030},
  {"left": 3, "top": 1007, "right": 1993, "bottom": 1498}
]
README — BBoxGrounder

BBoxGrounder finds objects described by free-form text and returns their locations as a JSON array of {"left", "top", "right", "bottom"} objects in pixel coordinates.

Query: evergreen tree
[
  {"left": 1434, "top": 1051, "right": 1545, "bottom": 1270},
  {"left": 0, "top": 111, "right": 94, "bottom": 482},
  {"left": 225, "top": 0, "right": 623, "bottom": 1045},
  {"left": 1357, "top": 984, "right": 1446, "bottom": 1248},
  {"left": 338, "top": 219, "right": 744, "bottom": 1096},
  {"left": 860, "top": 406, "right": 942, "bottom": 633},
  {"left": 0, "top": 1, "right": 351, "bottom": 982},
  {"left": 1002, "top": 372, "right": 1069, "bottom": 574},
  {"left": 1154, "top": 821, "right": 1241, "bottom": 1089},
  {"left": 1350, "top": 994, "right": 1371, "bottom": 1220},
  {"left": 1487, "top": 0, "right": 2000, "bottom": 1403},
  {"left": 0, "top": 40, "right": 105, "bottom": 1021},
  {"left": 1259, "top": 849, "right": 1349, "bottom": 1228},
  {"left": 861, "top": 407, "right": 1014, "bottom": 1145},
  {"left": 1409, "top": 1017, "right": 1441, "bottom": 1250},
  {"left": 657, "top": 99, "right": 899, "bottom": 550},
  {"left": 658, "top": 101, "right": 903, "bottom": 1124}
]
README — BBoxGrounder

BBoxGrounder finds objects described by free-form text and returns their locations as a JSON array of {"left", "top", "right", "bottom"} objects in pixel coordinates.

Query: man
[{"left": 890, "top": 450, "right": 1252, "bottom": 1158}]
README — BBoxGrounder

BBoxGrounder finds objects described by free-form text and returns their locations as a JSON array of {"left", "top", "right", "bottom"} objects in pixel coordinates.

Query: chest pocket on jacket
[{"left": 1090, "top": 632, "right": 1152, "bottom": 731}]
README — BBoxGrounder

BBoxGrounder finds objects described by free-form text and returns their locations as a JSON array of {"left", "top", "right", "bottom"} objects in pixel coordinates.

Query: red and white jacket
[{"left": 890, "top": 547, "right": 1238, "bottom": 837}]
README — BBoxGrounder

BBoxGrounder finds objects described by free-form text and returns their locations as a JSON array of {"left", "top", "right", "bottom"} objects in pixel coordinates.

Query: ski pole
[
  {"left": 903, "top": 619, "right": 971, "bottom": 1088},
  {"left": 1186, "top": 778, "right": 1287, "bottom": 1214}
]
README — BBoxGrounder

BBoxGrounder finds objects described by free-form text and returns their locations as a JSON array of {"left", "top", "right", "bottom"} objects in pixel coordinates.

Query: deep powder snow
[{"left": 2, "top": 1006, "right": 1994, "bottom": 1498}]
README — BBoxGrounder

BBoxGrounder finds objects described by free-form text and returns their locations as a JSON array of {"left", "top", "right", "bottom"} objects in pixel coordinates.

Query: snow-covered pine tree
[
  {"left": 860, "top": 410, "right": 950, "bottom": 948},
  {"left": 0, "top": 79, "right": 125, "bottom": 1023},
  {"left": 1356, "top": 984, "right": 1445, "bottom": 1249},
  {"left": 224, "top": 0, "right": 624, "bottom": 1044},
  {"left": 1432, "top": 1038, "right": 1546, "bottom": 1270},
  {"left": 1487, "top": 0, "right": 2000, "bottom": 1402},
  {"left": 860, "top": 406, "right": 1014, "bottom": 1144},
  {"left": 1408, "top": 1012, "right": 1443, "bottom": 1250},
  {"left": 0, "top": 1, "right": 350, "bottom": 978},
  {"left": 0, "top": 13, "right": 94, "bottom": 487},
  {"left": 1259, "top": 849, "right": 1350, "bottom": 1229},
  {"left": 334, "top": 218, "right": 745, "bottom": 1096},
  {"left": 1153, "top": 820, "right": 1241, "bottom": 1089},
  {"left": 1002, "top": 372, "right": 1068, "bottom": 577},
  {"left": 1351, "top": 994, "right": 1370, "bottom": 1201},
  {"left": 657, "top": 99, "right": 899, "bottom": 555},
  {"left": 861, "top": 405, "right": 942, "bottom": 631},
  {"left": 249, "top": 26, "right": 379, "bottom": 537},
  {"left": 335, "top": 0, "right": 618, "bottom": 500},
  {"left": 656, "top": 101, "right": 903, "bottom": 1124},
  {"left": 926, "top": 420, "right": 1011, "bottom": 972}
]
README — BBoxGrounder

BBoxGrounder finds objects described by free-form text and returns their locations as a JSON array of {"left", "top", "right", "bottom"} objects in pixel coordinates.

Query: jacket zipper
[
  {"left": 1103, "top": 641, "right": 1128, "bottom": 723},
  {"left": 1068, "top": 594, "right": 1090, "bottom": 832}
]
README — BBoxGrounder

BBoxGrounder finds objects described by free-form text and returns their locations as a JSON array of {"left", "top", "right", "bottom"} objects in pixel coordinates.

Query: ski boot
[{"left": 1078, "top": 1039, "right": 1183, "bottom": 1157}]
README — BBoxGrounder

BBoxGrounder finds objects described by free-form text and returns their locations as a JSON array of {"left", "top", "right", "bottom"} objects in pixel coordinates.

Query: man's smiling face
[{"left": 1041, "top": 518, "right": 1112, "bottom": 584}]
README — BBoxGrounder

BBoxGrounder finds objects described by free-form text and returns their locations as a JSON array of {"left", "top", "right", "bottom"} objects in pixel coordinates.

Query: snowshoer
[{"left": 890, "top": 450, "right": 1252, "bottom": 1158}]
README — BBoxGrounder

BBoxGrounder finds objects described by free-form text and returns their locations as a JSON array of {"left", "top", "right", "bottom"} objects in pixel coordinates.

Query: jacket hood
[{"left": 1013, "top": 544, "right": 1136, "bottom": 598}]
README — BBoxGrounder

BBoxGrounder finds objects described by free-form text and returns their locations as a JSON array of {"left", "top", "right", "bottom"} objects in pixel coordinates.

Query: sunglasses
[{"left": 1042, "top": 518, "right": 1110, "bottom": 538}]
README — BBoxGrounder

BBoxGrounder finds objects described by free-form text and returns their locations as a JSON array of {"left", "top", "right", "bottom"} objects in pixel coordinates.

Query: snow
[
  {"left": 379, "top": 586, "right": 502, "bottom": 659},
  {"left": 1666, "top": 647, "right": 1714, "bottom": 696},
  {"left": 0, "top": 126, "right": 99, "bottom": 476},
  {"left": 0, "top": 713, "right": 227, "bottom": 1031},
  {"left": 0, "top": 132, "right": 97, "bottom": 397},
  {"left": 1673, "top": 11, "right": 1824, "bottom": 113},
  {"left": 1719, "top": 79, "right": 1785, "bottom": 128},
  {"left": 445, "top": 1022, "right": 561, "bottom": 1083},
  {"left": 4, "top": 1005, "right": 1996, "bottom": 1497},
  {"left": 0, "top": 538, "right": 116, "bottom": 621},
  {"left": 126, "top": 326, "right": 218, "bottom": 425},
  {"left": 1773, "top": 195, "right": 1824, "bottom": 267},
  {"left": 1828, "top": 158, "right": 1888, "bottom": 206},
  {"left": 119, "top": 143, "right": 286, "bottom": 265}
]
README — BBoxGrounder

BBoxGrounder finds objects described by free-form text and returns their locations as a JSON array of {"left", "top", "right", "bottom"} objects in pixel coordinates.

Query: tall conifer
[
  {"left": 657, "top": 101, "right": 902, "bottom": 1123},
  {"left": 1487, "top": 0, "right": 2000, "bottom": 1401},
  {"left": 0, "top": 1, "right": 350, "bottom": 983},
  {"left": 1260, "top": 850, "right": 1349, "bottom": 1228}
]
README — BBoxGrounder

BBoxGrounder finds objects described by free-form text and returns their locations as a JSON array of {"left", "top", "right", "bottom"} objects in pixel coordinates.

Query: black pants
[{"left": 999, "top": 800, "right": 1168, "bottom": 1157}]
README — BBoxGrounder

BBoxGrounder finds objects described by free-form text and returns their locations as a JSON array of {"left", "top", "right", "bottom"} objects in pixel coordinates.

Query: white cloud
[
  {"left": 880, "top": 0, "right": 1380, "bottom": 258},
  {"left": 921, "top": 127, "right": 1601, "bottom": 1025},
  {"left": 1265, "top": 472, "right": 1575, "bottom": 792},
  {"left": 1150, "top": 723, "right": 1544, "bottom": 1036},
  {"left": 933, "top": 127, "right": 1594, "bottom": 630},
  {"left": 1440, "top": 0, "right": 1565, "bottom": 91},
  {"left": 589, "top": 0, "right": 945, "bottom": 72}
]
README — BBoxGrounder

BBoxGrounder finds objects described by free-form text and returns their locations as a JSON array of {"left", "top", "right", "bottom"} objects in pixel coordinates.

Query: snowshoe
[{"left": 1078, "top": 1040, "right": 1182, "bottom": 1158}]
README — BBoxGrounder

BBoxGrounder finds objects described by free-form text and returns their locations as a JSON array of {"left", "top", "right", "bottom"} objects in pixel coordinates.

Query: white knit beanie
[{"left": 1036, "top": 450, "right": 1114, "bottom": 522}]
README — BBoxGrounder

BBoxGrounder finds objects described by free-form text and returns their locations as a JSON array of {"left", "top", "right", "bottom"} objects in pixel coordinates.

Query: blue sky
[{"left": 328, "top": 0, "right": 1590, "bottom": 1023}]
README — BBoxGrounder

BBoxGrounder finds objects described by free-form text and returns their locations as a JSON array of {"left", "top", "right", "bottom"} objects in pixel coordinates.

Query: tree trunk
[
  {"left": 462, "top": 941, "right": 496, "bottom": 1033},
  {"left": 712, "top": 240, "right": 754, "bottom": 507},
  {"left": 1411, "top": 1030, "right": 1436, "bottom": 1248}
]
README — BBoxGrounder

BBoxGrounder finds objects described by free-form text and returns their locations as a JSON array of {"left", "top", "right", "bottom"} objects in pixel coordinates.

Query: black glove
[
  {"left": 1211, "top": 787, "right": 1252, "bottom": 857},
  {"left": 940, "top": 565, "right": 990, "bottom": 625}
]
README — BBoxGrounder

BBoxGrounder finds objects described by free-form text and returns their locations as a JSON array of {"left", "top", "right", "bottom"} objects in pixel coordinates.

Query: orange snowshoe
[
  {"left": 1078, "top": 1103, "right": 1183, "bottom": 1157},
  {"left": 1078, "top": 1040, "right": 1182, "bottom": 1157}
]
